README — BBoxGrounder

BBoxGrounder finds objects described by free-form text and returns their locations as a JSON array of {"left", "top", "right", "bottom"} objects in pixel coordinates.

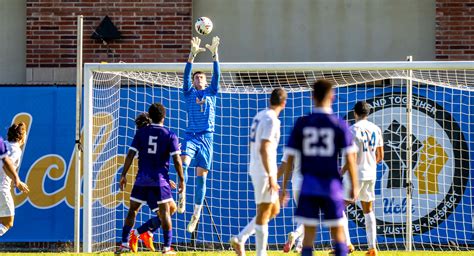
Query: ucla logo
[{"left": 345, "top": 92, "right": 469, "bottom": 237}]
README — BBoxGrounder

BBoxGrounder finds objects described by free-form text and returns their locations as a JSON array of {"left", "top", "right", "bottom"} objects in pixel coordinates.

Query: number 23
[{"left": 302, "top": 127, "right": 334, "bottom": 156}]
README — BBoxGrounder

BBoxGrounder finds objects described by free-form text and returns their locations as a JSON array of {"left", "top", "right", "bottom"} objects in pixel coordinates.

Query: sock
[
  {"left": 163, "top": 229, "right": 172, "bottom": 248},
  {"left": 301, "top": 247, "right": 313, "bottom": 256},
  {"left": 195, "top": 174, "right": 207, "bottom": 205},
  {"left": 334, "top": 242, "right": 347, "bottom": 256},
  {"left": 0, "top": 224, "right": 8, "bottom": 236},
  {"left": 193, "top": 204, "right": 203, "bottom": 219},
  {"left": 294, "top": 224, "right": 304, "bottom": 239},
  {"left": 121, "top": 224, "right": 133, "bottom": 243},
  {"left": 365, "top": 211, "right": 376, "bottom": 249},
  {"left": 255, "top": 224, "right": 268, "bottom": 256},
  {"left": 238, "top": 216, "right": 256, "bottom": 243},
  {"left": 183, "top": 163, "right": 189, "bottom": 184},
  {"left": 137, "top": 217, "right": 161, "bottom": 234},
  {"left": 342, "top": 211, "right": 351, "bottom": 245}
]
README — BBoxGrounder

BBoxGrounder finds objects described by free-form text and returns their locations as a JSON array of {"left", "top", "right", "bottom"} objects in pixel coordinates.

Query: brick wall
[
  {"left": 436, "top": 0, "right": 474, "bottom": 60},
  {"left": 26, "top": 0, "right": 192, "bottom": 68}
]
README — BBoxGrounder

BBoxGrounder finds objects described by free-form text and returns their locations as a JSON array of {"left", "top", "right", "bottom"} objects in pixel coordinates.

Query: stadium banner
[{"left": 0, "top": 85, "right": 472, "bottom": 245}]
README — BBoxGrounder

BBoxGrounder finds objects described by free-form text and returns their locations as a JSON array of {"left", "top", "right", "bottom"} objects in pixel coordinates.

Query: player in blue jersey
[
  {"left": 281, "top": 80, "right": 359, "bottom": 256},
  {"left": 117, "top": 104, "right": 185, "bottom": 255},
  {"left": 179, "top": 36, "right": 220, "bottom": 233}
]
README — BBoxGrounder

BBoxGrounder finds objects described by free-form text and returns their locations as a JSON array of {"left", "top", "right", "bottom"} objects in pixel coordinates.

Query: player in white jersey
[
  {"left": 279, "top": 151, "right": 304, "bottom": 253},
  {"left": 0, "top": 123, "right": 29, "bottom": 237},
  {"left": 230, "top": 88, "right": 287, "bottom": 256},
  {"left": 342, "top": 101, "right": 383, "bottom": 256}
]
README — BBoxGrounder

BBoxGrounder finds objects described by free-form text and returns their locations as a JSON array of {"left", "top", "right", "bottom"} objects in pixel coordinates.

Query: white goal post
[{"left": 83, "top": 61, "right": 474, "bottom": 253}]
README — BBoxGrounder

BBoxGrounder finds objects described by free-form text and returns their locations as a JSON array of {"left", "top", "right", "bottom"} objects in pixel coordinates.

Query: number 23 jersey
[{"left": 285, "top": 108, "right": 355, "bottom": 196}]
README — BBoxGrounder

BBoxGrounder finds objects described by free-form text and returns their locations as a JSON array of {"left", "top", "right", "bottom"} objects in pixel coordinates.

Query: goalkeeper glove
[
  {"left": 205, "top": 36, "right": 220, "bottom": 61},
  {"left": 189, "top": 37, "right": 206, "bottom": 62}
]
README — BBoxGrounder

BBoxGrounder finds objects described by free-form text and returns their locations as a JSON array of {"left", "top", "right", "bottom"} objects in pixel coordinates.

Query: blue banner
[{"left": 0, "top": 85, "right": 472, "bottom": 247}]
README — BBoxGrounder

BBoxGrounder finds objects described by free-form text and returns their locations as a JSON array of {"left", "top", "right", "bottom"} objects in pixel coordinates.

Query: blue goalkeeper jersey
[{"left": 183, "top": 61, "right": 220, "bottom": 133}]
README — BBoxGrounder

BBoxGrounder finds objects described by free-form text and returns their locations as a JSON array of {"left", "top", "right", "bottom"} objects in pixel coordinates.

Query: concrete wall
[
  {"left": 193, "top": 0, "right": 436, "bottom": 62},
  {"left": 0, "top": 0, "right": 26, "bottom": 83}
]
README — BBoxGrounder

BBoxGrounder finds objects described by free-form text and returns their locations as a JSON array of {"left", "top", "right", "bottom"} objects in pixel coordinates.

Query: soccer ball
[{"left": 195, "top": 17, "right": 213, "bottom": 35}]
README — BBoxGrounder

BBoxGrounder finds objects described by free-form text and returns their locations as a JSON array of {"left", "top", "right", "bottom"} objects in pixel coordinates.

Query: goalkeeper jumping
[{"left": 179, "top": 36, "right": 220, "bottom": 233}]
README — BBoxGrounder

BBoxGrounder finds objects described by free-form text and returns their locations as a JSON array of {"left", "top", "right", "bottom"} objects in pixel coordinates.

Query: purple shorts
[
  {"left": 294, "top": 194, "right": 345, "bottom": 227},
  {"left": 130, "top": 185, "right": 173, "bottom": 212}
]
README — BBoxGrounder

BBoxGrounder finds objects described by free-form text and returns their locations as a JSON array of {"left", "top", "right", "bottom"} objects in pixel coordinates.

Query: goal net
[{"left": 83, "top": 62, "right": 474, "bottom": 253}]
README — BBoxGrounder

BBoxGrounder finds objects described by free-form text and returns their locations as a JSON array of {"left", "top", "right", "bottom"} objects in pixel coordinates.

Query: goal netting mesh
[{"left": 84, "top": 62, "right": 473, "bottom": 252}]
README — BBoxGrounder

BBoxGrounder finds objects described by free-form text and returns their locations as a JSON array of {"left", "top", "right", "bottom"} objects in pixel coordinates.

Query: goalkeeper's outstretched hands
[
  {"left": 188, "top": 37, "right": 206, "bottom": 62},
  {"left": 206, "top": 36, "right": 220, "bottom": 61}
]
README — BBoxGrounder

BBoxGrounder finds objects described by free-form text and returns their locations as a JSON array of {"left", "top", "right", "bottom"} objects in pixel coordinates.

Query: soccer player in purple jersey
[
  {"left": 179, "top": 36, "right": 220, "bottom": 233},
  {"left": 125, "top": 112, "right": 180, "bottom": 252},
  {"left": 117, "top": 104, "right": 185, "bottom": 255},
  {"left": 281, "top": 80, "right": 359, "bottom": 256}
]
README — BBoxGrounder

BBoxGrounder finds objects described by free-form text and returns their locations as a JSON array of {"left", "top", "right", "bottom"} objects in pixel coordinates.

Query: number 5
[{"left": 148, "top": 136, "right": 158, "bottom": 154}]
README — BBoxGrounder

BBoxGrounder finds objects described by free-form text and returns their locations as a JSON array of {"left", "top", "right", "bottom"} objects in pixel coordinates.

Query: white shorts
[
  {"left": 251, "top": 174, "right": 279, "bottom": 204},
  {"left": 0, "top": 190, "right": 15, "bottom": 217},
  {"left": 344, "top": 178, "right": 375, "bottom": 202}
]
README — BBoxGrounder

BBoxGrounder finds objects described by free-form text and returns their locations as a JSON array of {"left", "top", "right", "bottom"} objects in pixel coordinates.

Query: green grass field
[{"left": 0, "top": 251, "right": 473, "bottom": 256}]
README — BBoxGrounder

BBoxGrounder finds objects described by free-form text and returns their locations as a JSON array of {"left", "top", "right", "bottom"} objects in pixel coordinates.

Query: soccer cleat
[
  {"left": 139, "top": 231, "right": 155, "bottom": 252},
  {"left": 187, "top": 214, "right": 199, "bottom": 233},
  {"left": 365, "top": 248, "right": 378, "bottom": 256},
  {"left": 129, "top": 229, "right": 139, "bottom": 253},
  {"left": 162, "top": 246, "right": 177, "bottom": 255},
  {"left": 328, "top": 244, "right": 355, "bottom": 255},
  {"left": 348, "top": 244, "right": 355, "bottom": 253},
  {"left": 283, "top": 232, "right": 297, "bottom": 253},
  {"left": 230, "top": 236, "right": 246, "bottom": 256},
  {"left": 295, "top": 242, "right": 303, "bottom": 253},
  {"left": 177, "top": 192, "right": 186, "bottom": 214},
  {"left": 114, "top": 244, "right": 131, "bottom": 254}
]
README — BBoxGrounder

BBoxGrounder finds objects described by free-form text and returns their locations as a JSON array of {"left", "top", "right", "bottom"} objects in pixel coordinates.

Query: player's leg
[
  {"left": 360, "top": 180, "right": 377, "bottom": 256},
  {"left": 156, "top": 185, "right": 175, "bottom": 255},
  {"left": 254, "top": 175, "right": 279, "bottom": 256},
  {"left": 284, "top": 187, "right": 303, "bottom": 253},
  {"left": 187, "top": 133, "right": 213, "bottom": 233},
  {"left": 301, "top": 225, "right": 316, "bottom": 256},
  {"left": 294, "top": 194, "right": 321, "bottom": 256},
  {"left": 324, "top": 195, "right": 348, "bottom": 256},
  {"left": 0, "top": 190, "right": 15, "bottom": 236},
  {"left": 340, "top": 174, "right": 355, "bottom": 253},
  {"left": 329, "top": 225, "right": 348, "bottom": 256},
  {"left": 118, "top": 199, "right": 141, "bottom": 253},
  {"left": 0, "top": 216, "right": 13, "bottom": 236},
  {"left": 179, "top": 134, "right": 198, "bottom": 214}
]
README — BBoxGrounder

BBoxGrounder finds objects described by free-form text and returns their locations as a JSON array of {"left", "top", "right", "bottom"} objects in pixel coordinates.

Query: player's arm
[
  {"left": 2, "top": 157, "right": 29, "bottom": 193},
  {"left": 376, "top": 128, "right": 384, "bottom": 163},
  {"left": 279, "top": 154, "right": 293, "bottom": 206},
  {"left": 170, "top": 133, "right": 184, "bottom": 193},
  {"left": 184, "top": 37, "right": 205, "bottom": 94},
  {"left": 205, "top": 36, "right": 221, "bottom": 95},
  {"left": 172, "top": 154, "right": 185, "bottom": 194},
  {"left": 341, "top": 123, "right": 359, "bottom": 201},
  {"left": 119, "top": 149, "right": 136, "bottom": 191},
  {"left": 345, "top": 151, "right": 358, "bottom": 201},
  {"left": 260, "top": 139, "right": 279, "bottom": 192}
]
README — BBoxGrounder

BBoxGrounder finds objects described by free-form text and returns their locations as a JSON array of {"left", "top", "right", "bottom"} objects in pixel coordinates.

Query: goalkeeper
[{"left": 179, "top": 36, "right": 220, "bottom": 233}]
